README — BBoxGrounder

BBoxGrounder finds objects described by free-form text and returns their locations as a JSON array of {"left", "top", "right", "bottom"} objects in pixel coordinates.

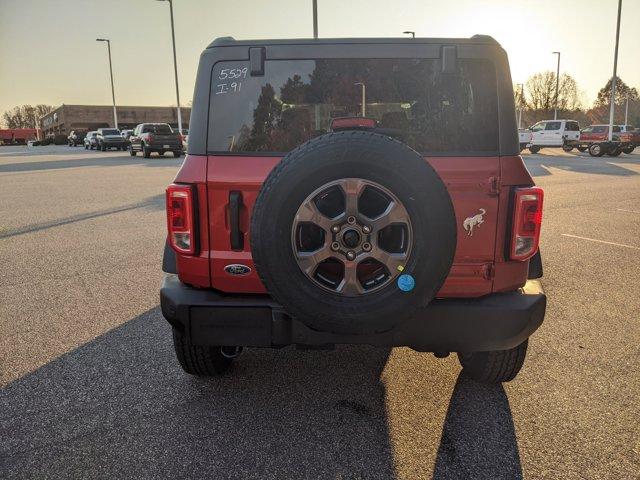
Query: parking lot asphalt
[{"left": 1, "top": 145, "right": 639, "bottom": 479}]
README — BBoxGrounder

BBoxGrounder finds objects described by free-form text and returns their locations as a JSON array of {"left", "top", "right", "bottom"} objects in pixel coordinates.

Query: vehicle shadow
[
  {"left": 0, "top": 194, "right": 165, "bottom": 239},
  {"left": 1, "top": 308, "right": 523, "bottom": 479},
  {"left": 432, "top": 373, "right": 522, "bottom": 480},
  {"left": 523, "top": 152, "right": 639, "bottom": 177},
  {"left": 0, "top": 154, "right": 183, "bottom": 173},
  {"left": 0, "top": 308, "right": 395, "bottom": 479}
]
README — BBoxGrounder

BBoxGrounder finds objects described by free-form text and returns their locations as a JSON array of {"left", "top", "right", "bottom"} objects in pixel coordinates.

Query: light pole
[
  {"left": 624, "top": 94, "right": 629, "bottom": 126},
  {"left": 517, "top": 83, "right": 524, "bottom": 129},
  {"left": 608, "top": 0, "right": 623, "bottom": 141},
  {"left": 355, "top": 82, "right": 366, "bottom": 117},
  {"left": 552, "top": 51, "right": 560, "bottom": 120},
  {"left": 312, "top": 0, "right": 318, "bottom": 38},
  {"left": 157, "top": 0, "right": 182, "bottom": 135},
  {"left": 96, "top": 38, "right": 118, "bottom": 129},
  {"left": 403, "top": 31, "right": 415, "bottom": 38}
]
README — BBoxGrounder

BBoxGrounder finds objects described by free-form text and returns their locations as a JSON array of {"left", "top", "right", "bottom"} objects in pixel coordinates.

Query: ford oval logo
[{"left": 224, "top": 264, "right": 251, "bottom": 276}]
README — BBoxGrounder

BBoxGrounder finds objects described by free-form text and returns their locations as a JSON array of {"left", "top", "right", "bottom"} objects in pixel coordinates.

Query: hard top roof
[{"left": 207, "top": 35, "right": 499, "bottom": 49}]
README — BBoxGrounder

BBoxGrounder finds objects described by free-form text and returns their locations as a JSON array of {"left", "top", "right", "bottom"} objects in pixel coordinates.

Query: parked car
[
  {"left": 618, "top": 125, "right": 639, "bottom": 153},
  {"left": 67, "top": 130, "right": 87, "bottom": 147},
  {"left": 518, "top": 128, "right": 532, "bottom": 152},
  {"left": 527, "top": 119, "right": 580, "bottom": 153},
  {"left": 84, "top": 131, "right": 99, "bottom": 150},
  {"left": 179, "top": 128, "right": 189, "bottom": 148},
  {"left": 96, "top": 128, "right": 126, "bottom": 151},
  {"left": 120, "top": 129, "right": 134, "bottom": 146},
  {"left": 572, "top": 124, "right": 634, "bottom": 157},
  {"left": 129, "top": 123, "right": 183, "bottom": 157},
  {"left": 160, "top": 35, "right": 546, "bottom": 384}
]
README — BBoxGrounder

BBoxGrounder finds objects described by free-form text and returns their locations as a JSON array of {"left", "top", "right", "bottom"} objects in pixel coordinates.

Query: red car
[
  {"left": 575, "top": 124, "right": 634, "bottom": 156},
  {"left": 160, "top": 35, "right": 546, "bottom": 384}
]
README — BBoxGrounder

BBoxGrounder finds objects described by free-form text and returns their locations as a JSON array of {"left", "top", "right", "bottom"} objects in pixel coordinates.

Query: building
[{"left": 39, "top": 104, "right": 191, "bottom": 137}]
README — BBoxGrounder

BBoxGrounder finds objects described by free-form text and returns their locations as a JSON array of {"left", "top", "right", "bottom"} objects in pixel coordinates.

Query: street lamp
[
  {"left": 312, "top": 0, "right": 318, "bottom": 38},
  {"left": 625, "top": 93, "right": 629, "bottom": 126},
  {"left": 516, "top": 83, "right": 524, "bottom": 129},
  {"left": 608, "top": 0, "right": 623, "bottom": 141},
  {"left": 156, "top": 0, "right": 183, "bottom": 135},
  {"left": 96, "top": 38, "right": 118, "bottom": 129},
  {"left": 354, "top": 82, "right": 366, "bottom": 117},
  {"left": 403, "top": 31, "right": 415, "bottom": 38},
  {"left": 552, "top": 51, "right": 560, "bottom": 120}
]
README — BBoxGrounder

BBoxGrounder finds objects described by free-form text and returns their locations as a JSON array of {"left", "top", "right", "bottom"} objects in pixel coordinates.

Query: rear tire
[
  {"left": 622, "top": 145, "right": 635, "bottom": 154},
  {"left": 172, "top": 328, "right": 233, "bottom": 376},
  {"left": 529, "top": 145, "right": 541, "bottom": 154},
  {"left": 589, "top": 143, "right": 605, "bottom": 157},
  {"left": 561, "top": 144, "right": 573, "bottom": 152},
  {"left": 607, "top": 147, "right": 622, "bottom": 157},
  {"left": 457, "top": 340, "right": 528, "bottom": 383}
]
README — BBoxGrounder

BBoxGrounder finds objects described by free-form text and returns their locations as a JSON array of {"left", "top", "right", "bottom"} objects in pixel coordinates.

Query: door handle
[{"left": 229, "top": 191, "right": 244, "bottom": 251}]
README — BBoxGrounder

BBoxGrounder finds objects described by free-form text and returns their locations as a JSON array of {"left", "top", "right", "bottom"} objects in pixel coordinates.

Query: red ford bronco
[{"left": 161, "top": 36, "right": 546, "bottom": 383}]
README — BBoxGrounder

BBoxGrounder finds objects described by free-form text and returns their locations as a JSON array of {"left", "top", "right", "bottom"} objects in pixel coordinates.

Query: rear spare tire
[{"left": 251, "top": 131, "right": 456, "bottom": 335}]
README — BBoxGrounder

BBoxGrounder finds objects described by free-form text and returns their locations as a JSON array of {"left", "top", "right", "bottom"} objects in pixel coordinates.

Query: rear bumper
[{"left": 160, "top": 274, "right": 546, "bottom": 352}]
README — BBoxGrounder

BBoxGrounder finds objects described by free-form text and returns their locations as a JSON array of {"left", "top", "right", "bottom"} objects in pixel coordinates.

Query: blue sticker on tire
[{"left": 397, "top": 274, "right": 415, "bottom": 292}]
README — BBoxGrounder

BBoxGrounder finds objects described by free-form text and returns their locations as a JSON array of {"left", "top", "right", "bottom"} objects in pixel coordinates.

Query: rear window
[
  {"left": 208, "top": 58, "right": 499, "bottom": 154},
  {"left": 142, "top": 124, "right": 173, "bottom": 134},
  {"left": 101, "top": 129, "right": 120, "bottom": 135},
  {"left": 566, "top": 121, "right": 580, "bottom": 131}
]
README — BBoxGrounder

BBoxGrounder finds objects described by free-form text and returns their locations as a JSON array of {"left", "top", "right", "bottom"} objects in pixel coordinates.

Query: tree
[
  {"left": 594, "top": 77, "right": 638, "bottom": 108},
  {"left": 2, "top": 104, "right": 54, "bottom": 128},
  {"left": 525, "top": 71, "right": 582, "bottom": 113}
]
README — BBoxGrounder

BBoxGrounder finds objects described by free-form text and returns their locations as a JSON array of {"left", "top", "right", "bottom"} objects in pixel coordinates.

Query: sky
[{"left": 1, "top": 0, "right": 639, "bottom": 117}]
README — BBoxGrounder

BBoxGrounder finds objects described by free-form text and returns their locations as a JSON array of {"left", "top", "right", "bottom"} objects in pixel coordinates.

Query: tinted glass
[
  {"left": 143, "top": 124, "right": 173, "bottom": 134},
  {"left": 566, "top": 121, "right": 580, "bottom": 131},
  {"left": 545, "top": 122, "right": 561, "bottom": 131},
  {"left": 531, "top": 123, "right": 545, "bottom": 132},
  {"left": 208, "top": 58, "right": 499, "bottom": 154},
  {"left": 593, "top": 126, "right": 606, "bottom": 133},
  {"left": 101, "top": 129, "right": 120, "bottom": 135}
]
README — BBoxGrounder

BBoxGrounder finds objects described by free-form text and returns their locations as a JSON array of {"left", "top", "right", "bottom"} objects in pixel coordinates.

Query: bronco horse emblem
[{"left": 463, "top": 208, "right": 486, "bottom": 236}]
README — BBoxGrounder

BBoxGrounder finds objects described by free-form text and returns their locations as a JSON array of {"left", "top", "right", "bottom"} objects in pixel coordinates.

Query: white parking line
[
  {"left": 617, "top": 208, "right": 640, "bottom": 214},
  {"left": 561, "top": 234, "right": 640, "bottom": 251}
]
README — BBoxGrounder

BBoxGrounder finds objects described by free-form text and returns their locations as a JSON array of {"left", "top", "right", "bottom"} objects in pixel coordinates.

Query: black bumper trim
[{"left": 160, "top": 274, "right": 546, "bottom": 352}]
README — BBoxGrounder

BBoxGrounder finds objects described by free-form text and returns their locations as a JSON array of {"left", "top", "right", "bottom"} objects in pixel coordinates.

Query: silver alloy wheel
[{"left": 291, "top": 178, "right": 412, "bottom": 296}]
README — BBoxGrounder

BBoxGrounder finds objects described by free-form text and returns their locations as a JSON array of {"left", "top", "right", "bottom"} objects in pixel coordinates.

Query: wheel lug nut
[
  {"left": 331, "top": 242, "right": 340, "bottom": 251},
  {"left": 347, "top": 216, "right": 356, "bottom": 225},
  {"left": 362, "top": 242, "right": 372, "bottom": 252},
  {"left": 362, "top": 225, "right": 371, "bottom": 234},
  {"left": 331, "top": 225, "right": 340, "bottom": 233},
  {"left": 346, "top": 251, "right": 356, "bottom": 261}
]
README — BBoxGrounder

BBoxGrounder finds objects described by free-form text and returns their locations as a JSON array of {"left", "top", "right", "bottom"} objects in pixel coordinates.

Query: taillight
[
  {"left": 166, "top": 184, "right": 196, "bottom": 255},
  {"left": 510, "top": 187, "right": 544, "bottom": 261},
  {"left": 148, "top": 134, "right": 154, "bottom": 143}
]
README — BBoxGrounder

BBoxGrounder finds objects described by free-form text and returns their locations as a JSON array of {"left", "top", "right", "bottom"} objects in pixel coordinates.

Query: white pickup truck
[
  {"left": 518, "top": 128, "right": 532, "bottom": 152},
  {"left": 526, "top": 119, "right": 581, "bottom": 153}
]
